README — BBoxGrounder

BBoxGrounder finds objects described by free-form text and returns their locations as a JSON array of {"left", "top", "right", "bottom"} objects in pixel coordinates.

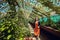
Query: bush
[{"left": 0, "top": 11, "right": 31, "bottom": 40}]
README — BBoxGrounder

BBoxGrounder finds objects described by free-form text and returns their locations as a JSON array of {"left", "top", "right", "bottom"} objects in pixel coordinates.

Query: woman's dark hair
[
  {"left": 35, "top": 17, "right": 39, "bottom": 22},
  {"left": 34, "top": 17, "right": 40, "bottom": 26}
]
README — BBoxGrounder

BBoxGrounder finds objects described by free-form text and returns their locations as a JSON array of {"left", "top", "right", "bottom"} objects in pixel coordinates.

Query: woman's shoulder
[{"left": 35, "top": 21, "right": 38, "bottom": 23}]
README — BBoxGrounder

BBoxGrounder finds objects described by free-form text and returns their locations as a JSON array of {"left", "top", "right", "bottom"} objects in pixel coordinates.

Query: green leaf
[
  {"left": 8, "top": 30, "right": 11, "bottom": 33},
  {"left": 7, "top": 35, "right": 12, "bottom": 40}
]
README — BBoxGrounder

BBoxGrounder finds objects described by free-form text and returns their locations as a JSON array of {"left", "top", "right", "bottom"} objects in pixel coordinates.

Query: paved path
[{"left": 28, "top": 23, "right": 34, "bottom": 34}]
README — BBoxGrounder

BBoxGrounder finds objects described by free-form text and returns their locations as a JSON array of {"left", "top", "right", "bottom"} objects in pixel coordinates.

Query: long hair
[{"left": 34, "top": 17, "right": 40, "bottom": 27}]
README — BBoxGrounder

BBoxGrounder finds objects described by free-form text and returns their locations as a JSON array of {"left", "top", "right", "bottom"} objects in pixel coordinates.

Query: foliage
[
  {"left": 40, "top": 17, "right": 60, "bottom": 31},
  {"left": 0, "top": 0, "right": 31, "bottom": 40},
  {"left": 0, "top": 10, "right": 31, "bottom": 40}
]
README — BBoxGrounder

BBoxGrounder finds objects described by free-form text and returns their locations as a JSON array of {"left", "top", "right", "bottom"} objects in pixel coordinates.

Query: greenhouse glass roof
[
  {"left": 49, "top": 0, "right": 60, "bottom": 6},
  {"left": 0, "top": 2, "right": 10, "bottom": 13}
]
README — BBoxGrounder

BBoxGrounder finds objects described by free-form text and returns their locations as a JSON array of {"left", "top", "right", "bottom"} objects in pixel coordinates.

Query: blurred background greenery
[{"left": 0, "top": 0, "right": 60, "bottom": 40}]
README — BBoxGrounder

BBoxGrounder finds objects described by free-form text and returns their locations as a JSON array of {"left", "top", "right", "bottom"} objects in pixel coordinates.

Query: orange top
[{"left": 35, "top": 21, "right": 38, "bottom": 29}]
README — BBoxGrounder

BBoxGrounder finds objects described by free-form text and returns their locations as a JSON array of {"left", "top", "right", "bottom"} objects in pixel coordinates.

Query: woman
[{"left": 34, "top": 17, "right": 40, "bottom": 40}]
